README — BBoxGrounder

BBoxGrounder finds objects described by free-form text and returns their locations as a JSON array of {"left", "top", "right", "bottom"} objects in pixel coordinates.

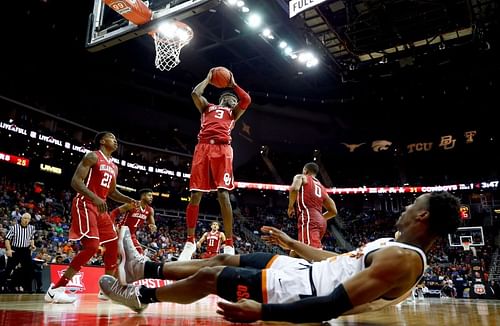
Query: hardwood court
[{"left": 0, "top": 294, "right": 498, "bottom": 325}]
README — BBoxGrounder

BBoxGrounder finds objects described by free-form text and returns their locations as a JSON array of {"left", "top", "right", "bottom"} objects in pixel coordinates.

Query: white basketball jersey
[
  {"left": 311, "top": 238, "right": 427, "bottom": 314},
  {"left": 264, "top": 237, "right": 427, "bottom": 313}
]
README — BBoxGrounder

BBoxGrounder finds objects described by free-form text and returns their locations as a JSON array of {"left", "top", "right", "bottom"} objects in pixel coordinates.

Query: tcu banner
[{"left": 49, "top": 264, "right": 172, "bottom": 293}]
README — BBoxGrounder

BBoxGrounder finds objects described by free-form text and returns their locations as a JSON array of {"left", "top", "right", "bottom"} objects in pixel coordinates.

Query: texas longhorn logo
[
  {"left": 341, "top": 143, "right": 366, "bottom": 152},
  {"left": 371, "top": 140, "right": 392, "bottom": 152}
]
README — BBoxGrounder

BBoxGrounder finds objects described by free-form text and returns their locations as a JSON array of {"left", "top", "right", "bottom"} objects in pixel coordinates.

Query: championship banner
[
  {"left": 50, "top": 264, "right": 172, "bottom": 293},
  {"left": 289, "top": 0, "right": 327, "bottom": 18}
]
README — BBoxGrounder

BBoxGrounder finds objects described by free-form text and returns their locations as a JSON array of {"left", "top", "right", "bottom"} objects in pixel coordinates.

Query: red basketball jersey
[
  {"left": 198, "top": 104, "right": 235, "bottom": 142},
  {"left": 76, "top": 151, "right": 118, "bottom": 201},
  {"left": 118, "top": 205, "right": 153, "bottom": 233},
  {"left": 205, "top": 230, "right": 222, "bottom": 253},
  {"left": 297, "top": 175, "right": 328, "bottom": 218}
]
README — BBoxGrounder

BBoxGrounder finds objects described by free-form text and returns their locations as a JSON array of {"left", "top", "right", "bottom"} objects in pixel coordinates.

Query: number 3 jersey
[
  {"left": 76, "top": 150, "right": 118, "bottom": 201},
  {"left": 198, "top": 104, "right": 236, "bottom": 143}
]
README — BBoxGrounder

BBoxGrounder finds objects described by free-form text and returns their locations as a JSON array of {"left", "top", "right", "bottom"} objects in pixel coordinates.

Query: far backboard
[{"left": 448, "top": 226, "right": 484, "bottom": 247}]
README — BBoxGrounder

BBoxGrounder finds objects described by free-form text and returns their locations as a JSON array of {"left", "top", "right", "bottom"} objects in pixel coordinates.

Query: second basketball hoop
[{"left": 152, "top": 21, "right": 193, "bottom": 71}]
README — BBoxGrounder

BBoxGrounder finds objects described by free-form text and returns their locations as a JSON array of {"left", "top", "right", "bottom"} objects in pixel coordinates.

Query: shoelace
[
  {"left": 110, "top": 280, "right": 140, "bottom": 304},
  {"left": 135, "top": 254, "right": 147, "bottom": 264}
]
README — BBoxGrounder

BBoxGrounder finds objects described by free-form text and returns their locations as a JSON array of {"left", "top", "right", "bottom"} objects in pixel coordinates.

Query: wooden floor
[{"left": 0, "top": 294, "right": 498, "bottom": 325}]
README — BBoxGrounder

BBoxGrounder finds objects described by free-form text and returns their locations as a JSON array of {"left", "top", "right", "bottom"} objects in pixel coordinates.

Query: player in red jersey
[
  {"left": 179, "top": 69, "right": 251, "bottom": 261},
  {"left": 111, "top": 188, "right": 156, "bottom": 254},
  {"left": 45, "top": 132, "right": 137, "bottom": 303},
  {"left": 197, "top": 222, "right": 226, "bottom": 259},
  {"left": 288, "top": 162, "right": 338, "bottom": 249}
]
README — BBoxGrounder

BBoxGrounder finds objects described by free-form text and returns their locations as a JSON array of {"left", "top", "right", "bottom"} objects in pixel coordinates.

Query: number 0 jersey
[
  {"left": 297, "top": 175, "right": 328, "bottom": 218},
  {"left": 76, "top": 150, "right": 118, "bottom": 201}
]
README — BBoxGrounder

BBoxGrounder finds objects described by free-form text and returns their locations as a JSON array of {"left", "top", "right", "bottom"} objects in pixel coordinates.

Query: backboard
[
  {"left": 448, "top": 226, "right": 484, "bottom": 248},
  {"left": 86, "top": 0, "right": 221, "bottom": 52}
]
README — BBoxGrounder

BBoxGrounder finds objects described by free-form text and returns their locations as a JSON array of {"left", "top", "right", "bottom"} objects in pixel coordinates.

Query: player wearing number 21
[
  {"left": 179, "top": 68, "right": 251, "bottom": 261},
  {"left": 45, "top": 132, "right": 138, "bottom": 303},
  {"left": 288, "top": 162, "right": 338, "bottom": 250}
]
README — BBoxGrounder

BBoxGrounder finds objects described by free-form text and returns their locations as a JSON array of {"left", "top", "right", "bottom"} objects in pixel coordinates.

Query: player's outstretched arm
[
  {"left": 218, "top": 247, "right": 416, "bottom": 323},
  {"left": 108, "top": 177, "right": 137, "bottom": 206},
  {"left": 197, "top": 232, "right": 208, "bottom": 249},
  {"left": 228, "top": 74, "right": 251, "bottom": 121},
  {"left": 191, "top": 71, "right": 212, "bottom": 113},
  {"left": 147, "top": 208, "right": 156, "bottom": 232},
  {"left": 322, "top": 196, "right": 338, "bottom": 220},
  {"left": 261, "top": 226, "right": 336, "bottom": 261},
  {"left": 71, "top": 152, "right": 107, "bottom": 212},
  {"left": 110, "top": 202, "right": 134, "bottom": 221},
  {"left": 287, "top": 174, "right": 304, "bottom": 217}
]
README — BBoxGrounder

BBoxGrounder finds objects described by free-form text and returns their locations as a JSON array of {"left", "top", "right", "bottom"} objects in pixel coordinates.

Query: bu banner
[{"left": 49, "top": 264, "right": 172, "bottom": 293}]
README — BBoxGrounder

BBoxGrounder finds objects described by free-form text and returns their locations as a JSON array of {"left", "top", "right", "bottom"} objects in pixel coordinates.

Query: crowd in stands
[{"left": 1, "top": 178, "right": 499, "bottom": 300}]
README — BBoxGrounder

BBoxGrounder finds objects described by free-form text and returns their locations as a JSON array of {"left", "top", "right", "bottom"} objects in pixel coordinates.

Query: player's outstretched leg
[
  {"left": 217, "top": 189, "right": 235, "bottom": 255},
  {"left": 100, "top": 265, "right": 224, "bottom": 313},
  {"left": 99, "top": 275, "right": 148, "bottom": 313},
  {"left": 179, "top": 192, "right": 203, "bottom": 261}
]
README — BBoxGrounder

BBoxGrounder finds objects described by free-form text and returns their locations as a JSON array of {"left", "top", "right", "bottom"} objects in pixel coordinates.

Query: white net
[
  {"left": 462, "top": 242, "right": 471, "bottom": 251},
  {"left": 153, "top": 22, "right": 193, "bottom": 71}
]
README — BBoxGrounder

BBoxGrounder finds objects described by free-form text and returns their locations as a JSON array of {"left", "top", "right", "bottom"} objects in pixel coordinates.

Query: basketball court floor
[{"left": 0, "top": 294, "right": 498, "bottom": 325}]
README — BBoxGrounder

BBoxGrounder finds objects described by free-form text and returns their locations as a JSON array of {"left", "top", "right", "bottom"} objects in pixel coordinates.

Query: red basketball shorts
[
  {"left": 189, "top": 143, "right": 234, "bottom": 192},
  {"left": 69, "top": 197, "right": 118, "bottom": 244},
  {"left": 297, "top": 215, "right": 327, "bottom": 249}
]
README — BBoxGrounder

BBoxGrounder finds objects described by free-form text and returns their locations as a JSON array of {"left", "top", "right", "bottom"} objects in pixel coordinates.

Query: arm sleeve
[
  {"left": 261, "top": 284, "right": 353, "bottom": 323},
  {"left": 234, "top": 85, "right": 251, "bottom": 110}
]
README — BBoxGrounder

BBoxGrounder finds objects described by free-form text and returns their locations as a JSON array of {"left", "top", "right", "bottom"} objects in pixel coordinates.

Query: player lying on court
[{"left": 99, "top": 191, "right": 460, "bottom": 323}]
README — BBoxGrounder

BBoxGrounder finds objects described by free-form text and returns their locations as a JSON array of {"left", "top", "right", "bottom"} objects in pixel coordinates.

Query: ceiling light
[
  {"left": 298, "top": 52, "right": 312, "bottom": 63},
  {"left": 248, "top": 14, "right": 262, "bottom": 28}
]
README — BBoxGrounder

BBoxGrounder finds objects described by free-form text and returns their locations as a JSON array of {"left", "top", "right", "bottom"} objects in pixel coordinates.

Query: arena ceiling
[{"left": 2, "top": 0, "right": 500, "bottom": 139}]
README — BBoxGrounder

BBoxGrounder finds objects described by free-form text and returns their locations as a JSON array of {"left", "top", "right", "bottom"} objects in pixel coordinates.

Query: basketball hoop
[
  {"left": 462, "top": 241, "right": 471, "bottom": 251},
  {"left": 151, "top": 21, "right": 193, "bottom": 71}
]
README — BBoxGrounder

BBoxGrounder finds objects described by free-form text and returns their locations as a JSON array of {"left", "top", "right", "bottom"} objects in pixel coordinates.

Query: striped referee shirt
[{"left": 5, "top": 224, "right": 36, "bottom": 248}]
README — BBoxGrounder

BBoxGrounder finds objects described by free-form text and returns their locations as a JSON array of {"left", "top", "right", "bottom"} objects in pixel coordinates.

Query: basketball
[{"left": 210, "top": 67, "right": 232, "bottom": 88}]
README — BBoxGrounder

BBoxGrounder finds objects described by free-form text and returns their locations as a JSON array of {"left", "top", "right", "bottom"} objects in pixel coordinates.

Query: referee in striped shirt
[{"left": 5, "top": 213, "right": 36, "bottom": 292}]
